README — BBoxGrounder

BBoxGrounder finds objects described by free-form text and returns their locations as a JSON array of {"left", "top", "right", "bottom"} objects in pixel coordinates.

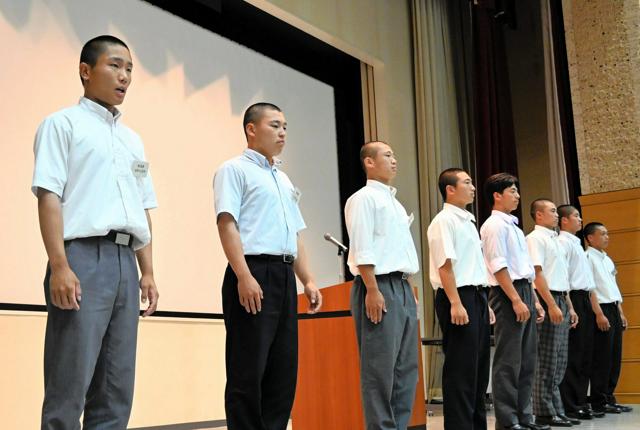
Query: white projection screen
[{"left": 0, "top": 0, "right": 344, "bottom": 313}]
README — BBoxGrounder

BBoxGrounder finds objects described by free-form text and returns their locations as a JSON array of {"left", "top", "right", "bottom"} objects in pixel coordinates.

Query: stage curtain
[
  {"left": 541, "top": 0, "right": 571, "bottom": 206},
  {"left": 411, "top": 0, "right": 466, "bottom": 402}
]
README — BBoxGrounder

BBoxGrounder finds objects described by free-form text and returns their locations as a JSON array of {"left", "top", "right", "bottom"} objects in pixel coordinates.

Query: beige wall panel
[
  {"left": 615, "top": 393, "right": 640, "bottom": 403},
  {"left": 0, "top": 313, "right": 227, "bottom": 428},
  {"left": 621, "top": 295, "right": 640, "bottom": 329},
  {"left": 622, "top": 327, "right": 640, "bottom": 360},
  {"left": 617, "top": 262, "right": 640, "bottom": 295},
  {"left": 580, "top": 187, "right": 640, "bottom": 402},
  {"left": 578, "top": 200, "right": 640, "bottom": 232},
  {"left": 602, "top": 230, "right": 640, "bottom": 265},
  {"left": 616, "top": 361, "right": 640, "bottom": 393}
]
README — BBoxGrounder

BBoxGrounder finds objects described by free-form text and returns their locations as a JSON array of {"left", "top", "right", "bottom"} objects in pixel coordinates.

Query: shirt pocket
[{"left": 373, "top": 206, "right": 391, "bottom": 236}]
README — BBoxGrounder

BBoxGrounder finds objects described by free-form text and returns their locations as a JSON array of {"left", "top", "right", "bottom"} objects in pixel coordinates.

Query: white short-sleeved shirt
[
  {"left": 213, "top": 149, "right": 306, "bottom": 256},
  {"left": 31, "top": 97, "right": 157, "bottom": 250},
  {"left": 480, "top": 210, "right": 535, "bottom": 285},
  {"left": 586, "top": 247, "right": 623, "bottom": 304},
  {"left": 344, "top": 180, "right": 419, "bottom": 276},
  {"left": 427, "top": 203, "right": 489, "bottom": 289},
  {"left": 557, "top": 231, "right": 595, "bottom": 291},
  {"left": 526, "top": 225, "right": 570, "bottom": 292}
]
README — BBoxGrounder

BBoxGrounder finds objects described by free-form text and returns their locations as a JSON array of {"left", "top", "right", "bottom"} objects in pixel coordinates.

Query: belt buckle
[
  {"left": 115, "top": 232, "right": 131, "bottom": 246},
  {"left": 401, "top": 273, "right": 409, "bottom": 280},
  {"left": 283, "top": 254, "right": 294, "bottom": 264}
]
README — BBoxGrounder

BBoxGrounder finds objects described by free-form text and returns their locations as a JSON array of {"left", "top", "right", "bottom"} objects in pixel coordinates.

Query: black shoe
[
  {"left": 585, "top": 405, "right": 605, "bottom": 418},
  {"left": 505, "top": 425, "right": 527, "bottom": 430},
  {"left": 558, "top": 414, "right": 580, "bottom": 425},
  {"left": 593, "top": 404, "right": 622, "bottom": 414},
  {"left": 520, "top": 422, "right": 551, "bottom": 430},
  {"left": 611, "top": 403, "right": 633, "bottom": 412},
  {"left": 566, "top": 409, "right": 592, "bottom": 420},
  {"left": 535, "top": 415, "right": 573, "bottom": 427}
]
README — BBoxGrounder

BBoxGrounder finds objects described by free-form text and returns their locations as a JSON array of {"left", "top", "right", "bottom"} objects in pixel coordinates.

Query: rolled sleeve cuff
[
  {"left": 488, "top": 257, "right": 508, "bottom": 275},
  {"left": 143, "top": 198, "right": 158, "bottom": 210},
  {"left": 216, "top": 207, "right": 239, "bottom": 223},
  {"left": 31, "top": 181, "right": 63, "bottom": 198},
  {"left": 353, "top": 250, "right": 376, "bottom": 267}
]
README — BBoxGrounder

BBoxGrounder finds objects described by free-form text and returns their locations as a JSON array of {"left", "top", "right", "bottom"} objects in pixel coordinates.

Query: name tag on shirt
[
  {"left": 132, "top": 161, "right": 149, "bottom": 178},
  {"left": 292, "top": 187, "right": 302, "bottom": 204}
]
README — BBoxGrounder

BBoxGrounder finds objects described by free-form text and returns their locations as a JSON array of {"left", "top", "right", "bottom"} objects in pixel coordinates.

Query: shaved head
[
  {"left": 530, "top": 198, "right": 553, "bottom": 221},
  {"left": 360, "top": 141, "right": 387, "bottom": 172}
]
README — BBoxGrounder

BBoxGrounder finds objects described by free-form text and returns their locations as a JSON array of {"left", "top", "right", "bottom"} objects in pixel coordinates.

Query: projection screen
[{"left": 0, "top": 0, "right": 344, "bottom": 313}]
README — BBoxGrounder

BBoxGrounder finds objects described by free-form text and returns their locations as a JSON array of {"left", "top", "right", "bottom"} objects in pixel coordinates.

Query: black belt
[
  {"left": 570, "top": 290, "right": 590, "bottom": 296},
  {"left": 380, "top": 271, "right": 410, "bottom": 280},
  {"left": 490, "top": 278, "right": 530, "bottom": 288},
  {"left": 245, "top": 254, "right": 295, "bottom": 264},
  {"left": 460, "top": 284, "right": 488, "bottom": 292},
  {"left": 550, "top": 290, "right": 568, "bottom": 297},
  {"left": 601, "top": 301, "right": 620, "bottom": 306},
  {"left": 104, "top": 230, "right": 133, "bottom": 247}
]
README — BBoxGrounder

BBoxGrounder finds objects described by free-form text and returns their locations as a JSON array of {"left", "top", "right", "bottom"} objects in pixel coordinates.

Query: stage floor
[
  {"left": 424, "top": 404, "right": 640, "bottom": 430},
  {"left": 145, "top": 406, "right": 640, "bottom": 429}
]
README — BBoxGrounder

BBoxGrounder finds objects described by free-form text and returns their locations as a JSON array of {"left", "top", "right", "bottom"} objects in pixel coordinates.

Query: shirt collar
[
  {"left": 491, "top": 209, "right": 519, "bottom": 225},
  {"left": 443, "top": 202, "right": 475, "bottom": 222},
  {"left": 79, "top": 97, "right": 121, "bottom": 123},
  {"left": 366, "top": 179, "right": 397, "bottom": 197},
  {"left": 587, "top": 246, "right": 606, "bottom": 259},
  {"left": 242, "top": 148, "right": 283, "bottom": 169},
  {"left": 559, "top": 230, "right": 580, "bottom": 243},
  {"left": 534, "top": 224, "right": 558, "bottom": 237}
]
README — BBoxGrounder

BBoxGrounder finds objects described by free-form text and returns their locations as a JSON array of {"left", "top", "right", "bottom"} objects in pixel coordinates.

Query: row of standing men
[
  {"left": 30, "top": 35, "right": 629, "bottom": 430},
  {"left": 31, "top": 33, "right": 416, "bottom": 428},
  {"left": 427, "top": 169, "right": 630, "bottom": 430}
]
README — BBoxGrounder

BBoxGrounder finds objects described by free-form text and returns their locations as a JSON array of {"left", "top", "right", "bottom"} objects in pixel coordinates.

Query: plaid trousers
[{"left": 533, "top": 292, "right": 570, "bottom": 416}]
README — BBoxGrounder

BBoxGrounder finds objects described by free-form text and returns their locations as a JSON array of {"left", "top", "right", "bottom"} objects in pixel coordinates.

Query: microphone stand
[
  {"left": 336, "top": 247, "right": 346, "bottom": 283},
  {"left": 324, "top": 233, "right": 348, "bottom": 283}
]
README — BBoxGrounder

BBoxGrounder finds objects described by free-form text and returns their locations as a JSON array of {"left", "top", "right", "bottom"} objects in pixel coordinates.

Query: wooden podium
[{"left": 291, "top": 281, "right": 426, "bottom": 430}]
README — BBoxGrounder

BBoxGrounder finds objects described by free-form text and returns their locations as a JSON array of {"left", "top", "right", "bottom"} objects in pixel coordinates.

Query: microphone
[{"left": 324, "top": 233, "right": 348, "bottom": 253}]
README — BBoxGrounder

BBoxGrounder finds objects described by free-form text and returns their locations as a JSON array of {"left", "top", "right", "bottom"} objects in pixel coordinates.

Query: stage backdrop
[{"left": 0, "top": 0, "right": 343, "bottom": 313}]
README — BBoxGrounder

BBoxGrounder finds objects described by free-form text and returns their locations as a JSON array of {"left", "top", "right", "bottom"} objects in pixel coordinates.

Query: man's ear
[
  {"left": 363, "top": 156, "right": 374, "bottom": 170},
  {"left": 79, "top": 62, "right": 91, "bottom": 84},
  {"left": 446, "top": 184, "right": 456, "bottom": 197},
  {"left": 245, "top": 122, "right": 255, "bottom": 138}
]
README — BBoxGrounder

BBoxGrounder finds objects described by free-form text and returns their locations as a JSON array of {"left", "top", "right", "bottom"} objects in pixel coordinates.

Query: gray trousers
[
  {"left": 41, "top": 237, "right": 140, "bottom": 430},
  {"left": 351, "top": 273, "right": 419, "bottom": 430},
  {"left": 532, "top": 293, "right": 570, "bottom": 416},
  {"left": 489, "top": 280, "right": 537, "bottom": 429}
]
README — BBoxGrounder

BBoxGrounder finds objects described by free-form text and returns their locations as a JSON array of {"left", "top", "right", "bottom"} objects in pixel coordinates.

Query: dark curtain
[
  {"left": 471, "top": 0, "right": 520, "bottom": 225},
  {"left": 548, "top": 0, "right": 582, "bottom": 208}
]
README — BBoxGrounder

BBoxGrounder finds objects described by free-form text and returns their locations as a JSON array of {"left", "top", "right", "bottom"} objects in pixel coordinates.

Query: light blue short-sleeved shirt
[
  {"left": 213, "top": 149, "right": 306, "bottom": 256},
  {"left": 31, "top": 97, "right": 157, "bottom": 250}
]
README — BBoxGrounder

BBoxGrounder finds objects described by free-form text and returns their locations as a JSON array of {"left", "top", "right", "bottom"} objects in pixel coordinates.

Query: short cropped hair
[
  {"left": 242, "top": 102, "right": 282, "bottom": 137},
  {"left": 438, "top": 168, "right": 466, "bottom": 201},
  {"left": 557, "top": 204, "right": 577, "bottom": 225},
  {"left": 529, "top": 198, "right": 553, "bottom": 221},
  {"left": 80, "top": 35, "right": 129, "bottom": 84},
  {"left": 483, "top": 173, "right": 519, "bottom": 206},
  {"left": 359, "top": 141, "right": 388, "bottom": 172},
  {"left": 583, "top": 222, "right": 604, "bottom": 244}
]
